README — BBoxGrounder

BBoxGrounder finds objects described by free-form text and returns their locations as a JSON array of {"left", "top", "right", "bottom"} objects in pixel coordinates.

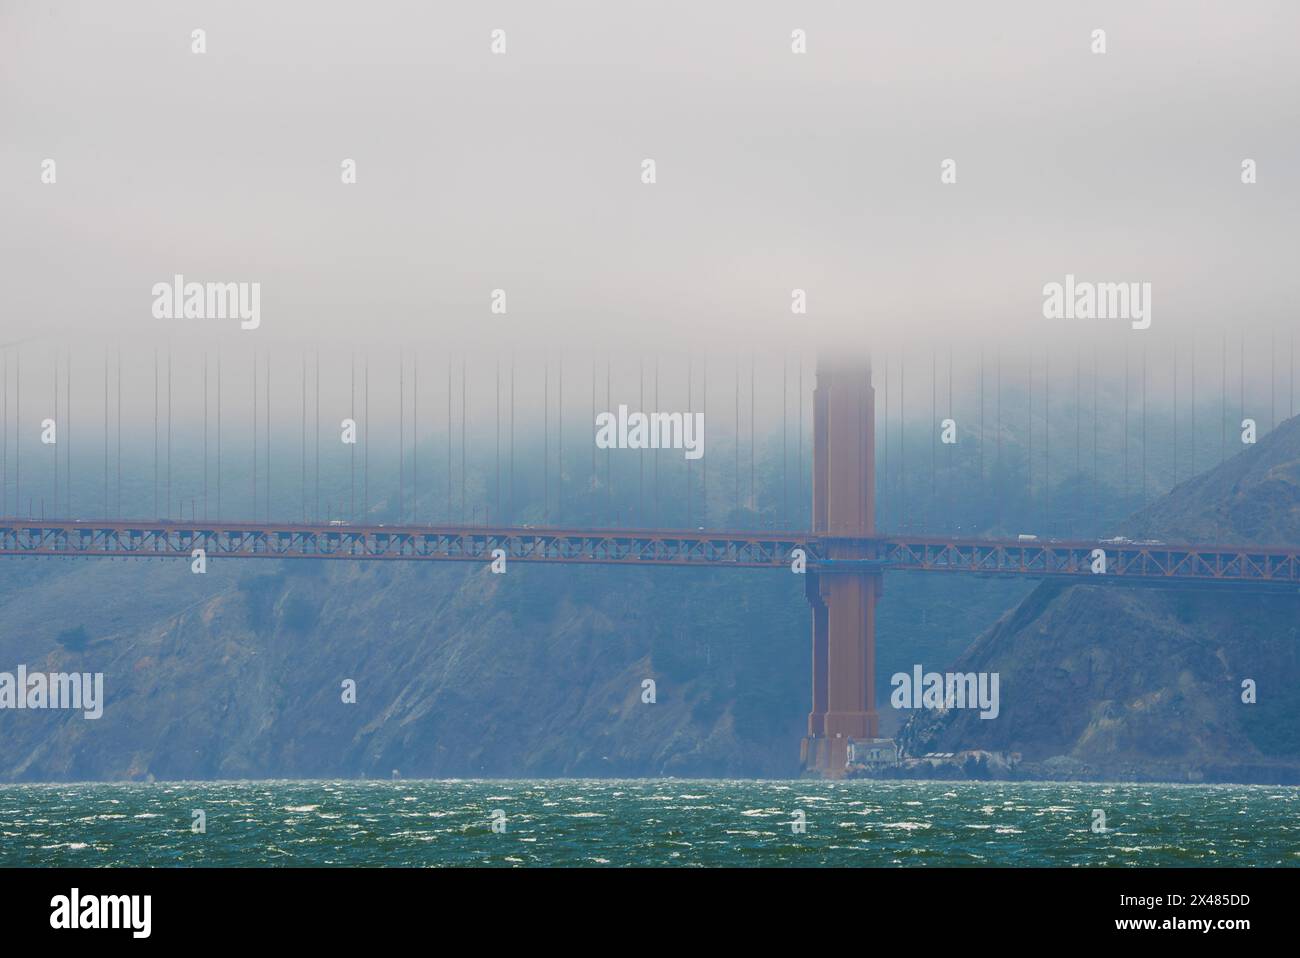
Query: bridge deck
[{"left": 2, "top": 518, "right": 1299, "bottom": 586}]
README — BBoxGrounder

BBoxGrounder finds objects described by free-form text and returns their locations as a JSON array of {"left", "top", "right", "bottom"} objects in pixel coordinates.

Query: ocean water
[{"left": 1, "top": 779, "right": 1297, "bottom": 867}]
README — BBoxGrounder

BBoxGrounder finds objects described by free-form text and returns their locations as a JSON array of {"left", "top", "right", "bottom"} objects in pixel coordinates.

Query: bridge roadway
[{"left": 2, "top": 517, "right": 1298, "bottom": 587}]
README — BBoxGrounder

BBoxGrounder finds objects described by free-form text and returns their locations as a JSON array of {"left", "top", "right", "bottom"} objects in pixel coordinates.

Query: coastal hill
[
  {"left": 0, "top": 519, "right": 1023, "bottom": 781},
  {"left": 899, "top": 415, "right": 1300, "bottom": 783}
]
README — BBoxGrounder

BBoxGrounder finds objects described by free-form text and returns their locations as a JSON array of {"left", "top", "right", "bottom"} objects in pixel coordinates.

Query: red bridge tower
[{"left": 801, "top": 354, "right": 881, "bottom": 778}]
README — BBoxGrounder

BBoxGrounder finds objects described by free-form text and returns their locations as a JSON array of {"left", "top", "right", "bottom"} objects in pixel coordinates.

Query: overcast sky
[{"left": 2, "top": 0, "right": 1297, "bottom": 369}]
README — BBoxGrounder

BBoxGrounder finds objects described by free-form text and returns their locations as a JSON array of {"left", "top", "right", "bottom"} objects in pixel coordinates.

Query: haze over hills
[
  {"left": 1126, "top": 417, "right": 1300, "bottom": 545},
  {"left": 0, "top": 409, "right": 1297, "bottom": 782},
  {"left": 901, "top": 415, "right": 1300, "bottom": 783}
]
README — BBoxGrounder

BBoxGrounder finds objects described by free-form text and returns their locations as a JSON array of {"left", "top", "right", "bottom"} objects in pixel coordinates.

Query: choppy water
[{"left": 1, "top": 780, "right": 1297, "bottom": 867}]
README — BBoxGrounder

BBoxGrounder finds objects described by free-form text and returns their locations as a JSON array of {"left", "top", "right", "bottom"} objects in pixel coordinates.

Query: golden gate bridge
[{"left": 1, "top": 350, "right": 1298, "bottom": 776}]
